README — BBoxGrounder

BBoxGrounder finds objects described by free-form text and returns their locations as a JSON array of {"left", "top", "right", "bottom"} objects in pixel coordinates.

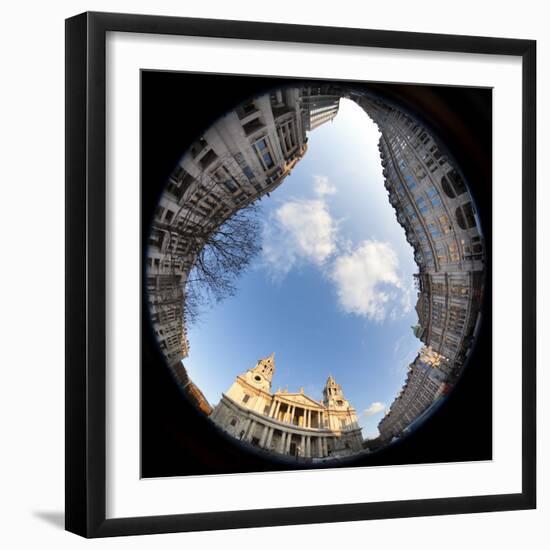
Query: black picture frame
[{"left": 65, "top": 11, "right": 536, "bottom": 538}]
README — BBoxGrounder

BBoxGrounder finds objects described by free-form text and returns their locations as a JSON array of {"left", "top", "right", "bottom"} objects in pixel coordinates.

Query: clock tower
[
  {"left": 322, "top": 375, "right": 351, "bottom": 409},
  {"left": 243, "top": 352, "right": 275, "bottom": 392}
]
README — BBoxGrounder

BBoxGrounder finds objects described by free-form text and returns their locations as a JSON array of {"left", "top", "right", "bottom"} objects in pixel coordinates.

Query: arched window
[
  {"left": 448, "top": 169, "right": 467, "bottom": 195},
  {"left": 456, "top": 207, "right": 467, "bottom": 229},
  {"left": 441, "top": 175, "right": 456, "bottom": 198},
  {"left": 455, "top": 203, "right": 477, "bottom": 230},
  {"left": 442, "top": 169, "right": 467, "bottom": 199}
]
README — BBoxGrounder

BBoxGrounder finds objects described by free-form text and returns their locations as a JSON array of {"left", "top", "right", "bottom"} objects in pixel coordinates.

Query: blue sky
[{"left": 184, "top": 99, "right": 421, "bottom": 439}]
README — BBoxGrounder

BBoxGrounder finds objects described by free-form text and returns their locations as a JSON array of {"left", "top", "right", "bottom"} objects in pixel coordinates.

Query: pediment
[{"left": 276, "top": 393, "right": 323, "bottom": 408}]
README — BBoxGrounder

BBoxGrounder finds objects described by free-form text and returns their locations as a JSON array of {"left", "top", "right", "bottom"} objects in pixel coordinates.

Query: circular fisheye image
[{"left": 145, "top": 82, "right": 486, "bottom": 469}]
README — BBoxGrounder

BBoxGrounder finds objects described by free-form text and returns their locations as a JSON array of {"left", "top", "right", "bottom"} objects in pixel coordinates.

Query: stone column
[
  {"left": 283, "top": 406, "right": 289, "bottom": 423},
  {"left": 279, "top": 432, "right": 287, "bottom": 453},
  {"left": 306, "top": 436, "right": 311, "bottom": 457},
  {"left": 266, "top": 428, "right": 274, "bottom": 449},
  {"left": 322, "top": 437, "right": 328, "bottom": 456},
  {"left": 259, "top": 425, "right": 269, "bottom": 447},
  {"left": 317, "top": 437, "right": 322, "bottom": 457},
  {"left": 241, "top": 418, "right": 251, "bottom": 439},
  {"left": 300, "top": 435, "right": 305, "bottom": 457},
  {"left": 285, "top": 432, "right": 292, "bottom": 453},
  {"left": 246, "top": 420, "right": 256, "bottom": 441},
  {"left": 268, "top": 399, "right": 277, "bottom": 417},
  {"left": 274, "top": 401, "right": 281, "bottom": 419}
]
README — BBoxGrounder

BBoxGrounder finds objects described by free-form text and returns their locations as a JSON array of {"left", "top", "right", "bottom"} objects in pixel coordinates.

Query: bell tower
[
  {"left": 244, "top": 352, "right": 275, "bottom": 392},
  {"left": 323, "top": 375, "right": 349, "bottom": 408}
]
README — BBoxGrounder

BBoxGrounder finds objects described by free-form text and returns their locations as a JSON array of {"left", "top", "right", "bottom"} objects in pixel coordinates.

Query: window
[
  {"left": 263, "top": 152, "right": 274, "bottom": 168},
  {"left": 448, "top": 242, "right": 460, "bottom": 262},
  {"left": 164, "top": 209, "right": 174, "bottom": 223},
  {"left": 242, "top": 394, "right": 250, "bottom": 404},
  {"left": 439, "top": 214, "right": 451, "bottom": 233},
  {"left": 436, "top": 244, "right": 447, "bottom": 263},
  {"left": 404, "top": 174, "right": 417, "bottom": 190},
  {"left": 167, "top": 166, "right": 194, "bottom": 200},
  {"left": 426, "top": 186, "right": 438, "bottom": 198},
  {"left": 451, "top": 284, "right": 469, "bottom": 297},
  {"left": 230, "top": 418, "right": 238, "bottom": 427},
  {"left": 242, "top": 165, "right": 255, "bottom": 180},
  {"left": 441, "top": 175, "right": 456, "bottom": 198},
  {"left": 441, "top": 169, "right": 467, "bottom": 198},
  {"left": 199, "top": 148, "right": 218, "bottom": 169},
  {"left": 190, "top": 138, "right": 208, "bottom": 158},
  {"left": 236, "top": 99, "right": 257, "bottom": 119},
  {"left": 222, "top": 180, "right": 237, "bottom": 193},
  {"left": 428, "top": 222, "right": 441, "bottom": 238},
  {"left": 148, "top": 229, "right": 164, "bottom": 250},
  {"left": 419, "top": 204, "right": 429, "bottom": 214},
  {"left": 455, "top": 203, "right": 477, "bottom": 229}
]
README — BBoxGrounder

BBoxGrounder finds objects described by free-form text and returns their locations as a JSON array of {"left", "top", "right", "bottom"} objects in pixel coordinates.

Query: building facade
[
  {"left": 146, "top": 84, "right": 487, "bottom": 446},
  {"left": 355, "top": 94, "right": 485, "bottom": 370},
  {"left": 146, "top": 86, "right": 340, "bottom": 367},
  {"left": 347, "top": 93, "right": 485, "bottom": 440},
  {"left": 171, "top": 362, "right": 213, "bottom": 416},
  {"left": 378, "top": 346, "right": 450, "bottom": 441},
  {"left": 209, "top": 353, "right": 363, "bottom": 459}
]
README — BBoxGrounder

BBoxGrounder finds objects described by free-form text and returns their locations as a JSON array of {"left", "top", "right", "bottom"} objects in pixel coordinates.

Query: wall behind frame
[{"left": 0, "top": 1, "right": 546, "bottom": 549}]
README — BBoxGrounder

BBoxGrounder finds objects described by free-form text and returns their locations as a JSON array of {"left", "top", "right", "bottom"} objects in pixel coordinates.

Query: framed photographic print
[{"left": 65, "top": 11, "right": 536, "bottom": 538}]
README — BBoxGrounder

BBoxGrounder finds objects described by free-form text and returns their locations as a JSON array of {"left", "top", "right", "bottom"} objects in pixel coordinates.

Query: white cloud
[
  {"left": 329, "top": 240, "right": 405, "bottom": 321},
  {"left": 362, "top": 401, "right": 386, "bottom": 417},
  {"left": 261, "top": 198, "right": 337, "bottom": 278},
  {"left": 313, "top": 175, "right": 336, "bottom": 197}
]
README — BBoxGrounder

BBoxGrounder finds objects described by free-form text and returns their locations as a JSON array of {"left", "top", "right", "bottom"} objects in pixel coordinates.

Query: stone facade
[
  {"left": 354, "top": 93, "right": 485, "bottom": 370},
  {"left": 347, "top": 92, "right": 485, "bottom": 440},
  {"left": 210, "top": 354, "right": 363, "bottom": 459},
  {"left": 378, "top": 346, "right": 450, "bottom": 441},
  {"left": 146, "top": 86, "right": 340, "bottom": 367}
]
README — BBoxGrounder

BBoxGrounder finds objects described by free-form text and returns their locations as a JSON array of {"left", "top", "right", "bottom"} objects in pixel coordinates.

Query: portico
[{"left": 209, "top": 353, "right": 364, "bottom": 459}]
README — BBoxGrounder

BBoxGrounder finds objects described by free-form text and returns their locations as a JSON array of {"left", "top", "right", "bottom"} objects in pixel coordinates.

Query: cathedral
[{"left": 209, "top": 353, "right": 364, "bottom": 459}]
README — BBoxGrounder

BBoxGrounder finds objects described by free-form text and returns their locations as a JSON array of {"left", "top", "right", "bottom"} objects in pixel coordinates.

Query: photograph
[
  {"left": 141, "top": 73, "right": 491, "bottom": 477},
  {"left": 0, "top": 0, "right": 543, "bottom": 546}
]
